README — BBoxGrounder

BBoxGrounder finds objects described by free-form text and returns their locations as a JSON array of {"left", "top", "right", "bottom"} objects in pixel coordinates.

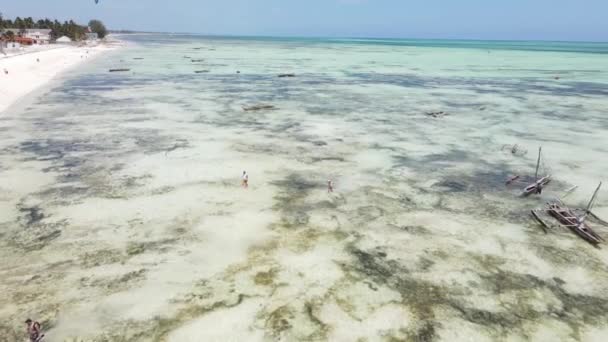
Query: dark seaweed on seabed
[
  {"left": 345, "top": 72, "right": 608, "bottom": 97},
  {"left": 345, "top": 244, "right": 608, "bottom": 340}
]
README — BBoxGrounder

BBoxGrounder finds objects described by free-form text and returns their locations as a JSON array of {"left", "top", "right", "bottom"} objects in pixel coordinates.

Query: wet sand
[
  {"left": 0, "top": 36, "right": 607, "bottom": 341},
  {"left": 0, "top": 42, "right": 119, "bottom": 114}
]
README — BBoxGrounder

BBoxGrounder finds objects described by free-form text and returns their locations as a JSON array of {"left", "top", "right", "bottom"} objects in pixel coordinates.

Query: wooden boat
[
  {"left": 502, "top": 143, "right": 527, "bottom": 156},
  {"left": 547, "top": 202, "right": 603, "bottom": 245},
  {"left": 531, "top": 182, "right": 605, "bottom": 246},
  {"left": 243, "top": 104, "right": 277, "bottom": 112},
  {"left": 523, "top": 175, "right": 552, "bottom": 196},
  {"left": 520, "top": 147, "right": 551, "bottom": 196}
]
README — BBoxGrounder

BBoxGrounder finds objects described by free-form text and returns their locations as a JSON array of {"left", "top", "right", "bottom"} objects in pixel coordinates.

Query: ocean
[{"left": 1, "top": 35, "right": 608, "bottom": 341}]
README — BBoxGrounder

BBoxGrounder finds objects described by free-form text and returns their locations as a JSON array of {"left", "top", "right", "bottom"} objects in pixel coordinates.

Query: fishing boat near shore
[
  {"left": 506, "top": 147, "right": 552, "bottom": 196},
  {"left": 532, "top": 182, "right": 607, "bottom": 246}
]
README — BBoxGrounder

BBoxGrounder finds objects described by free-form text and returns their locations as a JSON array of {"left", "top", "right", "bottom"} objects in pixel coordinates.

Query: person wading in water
[
  {"left": 25, "top": 319, "right": 44, "bottom": 342},
  {"left": 242, "top": 171, "right": 249, "bottom": 188}
]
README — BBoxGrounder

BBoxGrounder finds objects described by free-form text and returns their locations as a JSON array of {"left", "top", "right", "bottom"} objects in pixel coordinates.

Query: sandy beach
[{"left": 0, "top": 43, "right": 118, "bottom": 114}]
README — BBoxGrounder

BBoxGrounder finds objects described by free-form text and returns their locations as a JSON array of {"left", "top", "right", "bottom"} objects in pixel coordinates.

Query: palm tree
[
  {"left": 24, "top": 17, "right": 34, "bottom": 29},
  {"left": 14, "top": 18, "right": 27, "bottom": 37},
  {"left": 51, "top": 20, "right": 62, "bottom": 40}
]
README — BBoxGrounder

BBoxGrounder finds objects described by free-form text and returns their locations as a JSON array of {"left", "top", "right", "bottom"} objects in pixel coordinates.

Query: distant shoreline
[
  {"left": 110, "top": 31, "right": 608, "bottom": 45},
  {"left": 117, "top": 33, "right": 608, "bottom": 55}
]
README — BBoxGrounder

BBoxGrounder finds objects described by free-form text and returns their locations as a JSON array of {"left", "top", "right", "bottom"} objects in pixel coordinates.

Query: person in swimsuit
[
  {"left": 25, "top": 319, "right": 43, "bottom": 342},
  {"left": 242, "top": 171, "right": 249, "bottom": 188},
  {"left": 327, "top": 180, "right": 334, "bottom": 193}
]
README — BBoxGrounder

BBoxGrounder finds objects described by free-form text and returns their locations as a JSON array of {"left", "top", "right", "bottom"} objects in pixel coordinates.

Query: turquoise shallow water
[
  {"left": 133, "top": 34, "right": 608, "bottom": 53},
  {"left": 1, "top": 35, "right": 608, "bottom": 341}
]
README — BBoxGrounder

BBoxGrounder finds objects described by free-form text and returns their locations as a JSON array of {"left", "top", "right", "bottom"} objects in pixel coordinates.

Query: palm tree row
[{"left": 0, "top": 13, "right": 88, "bottom": 41}]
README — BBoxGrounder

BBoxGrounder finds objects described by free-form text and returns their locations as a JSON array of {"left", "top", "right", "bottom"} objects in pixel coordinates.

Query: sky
[{"left": 1, "top": 0, "right": 607, "bottom": 42}]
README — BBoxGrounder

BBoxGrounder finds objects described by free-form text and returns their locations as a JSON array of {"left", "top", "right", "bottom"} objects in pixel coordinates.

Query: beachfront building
[
  {"left": 0, "top": 28, "right": 51, "bottom": 45},
  {"left": 1, "top": 29, "right": 35, "bottom": 46},
  {"left": 56, "top": 36, "right": 72, "bottom": 44},
  {"left": 0, "top": 38, "right": 22, "bottom": 53},
  {"left": 24, "top": 29, "right": 52, "bottom": 44},
  {"left": 1, "top": 28, "right": 20, "bottom": 38},
  {"left": 86, "top": 32, "right": 99, "bottom": 41},
  {"left": 14, "top": 37, "right": 35, "bottom": 46}
]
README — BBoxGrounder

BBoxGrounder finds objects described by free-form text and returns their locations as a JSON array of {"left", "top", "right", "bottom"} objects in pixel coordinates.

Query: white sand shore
[{"left": 0, "top": 43, "right": 117, "bottom": 114}]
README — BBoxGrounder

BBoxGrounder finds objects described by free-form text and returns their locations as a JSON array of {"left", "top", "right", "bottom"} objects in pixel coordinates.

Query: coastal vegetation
[
  {"left": 0, "top": 13, "right": 106, "bottom": 41},
  {"left": 88, "top": 19, "right": 107, "bottom": 39}
]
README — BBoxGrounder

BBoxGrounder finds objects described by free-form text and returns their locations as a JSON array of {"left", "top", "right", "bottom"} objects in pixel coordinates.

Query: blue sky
[{"left": 2, "top": 0, "right": 607, "bottom": 41}]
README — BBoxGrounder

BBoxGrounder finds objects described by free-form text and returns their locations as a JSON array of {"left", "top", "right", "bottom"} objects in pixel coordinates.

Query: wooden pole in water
[
  {"left": 534, "top": 147, "right": 542, "bottom": 180},
  {"left": 561, "top": 185, "right": 578, "bottom": 200}
]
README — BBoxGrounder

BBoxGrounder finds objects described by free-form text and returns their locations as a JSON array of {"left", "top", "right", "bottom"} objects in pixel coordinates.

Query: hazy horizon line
[{"left": 110, "top": 31, "right": 608, "bottom": 44}]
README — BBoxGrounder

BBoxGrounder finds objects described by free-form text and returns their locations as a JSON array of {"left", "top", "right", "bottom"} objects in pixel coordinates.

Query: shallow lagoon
[{"left": 1, "top": 36, "right": 608, "bottom": 341}]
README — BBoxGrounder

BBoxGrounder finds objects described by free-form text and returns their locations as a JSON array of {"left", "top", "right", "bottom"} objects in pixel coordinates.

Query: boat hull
[
  {"left": 548, "top": 204, "right": 602, "bottom": 245},
  {"left": 522, "top": 176, "right": 551, "bottom": 196}
]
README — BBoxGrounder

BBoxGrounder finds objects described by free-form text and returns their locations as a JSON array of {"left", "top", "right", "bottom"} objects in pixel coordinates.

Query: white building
[
  {"left": 0, "top": 40, "right": 22, "bottom": 53},
  {"left": 56, "top": 36, "right": 72, "bottom": 44},
  {"left": 86, "top": 32, "right": 99, "bottom": 41},
  {"left": 24, "top": 29, "right": 52, "bottom": 44},
  {"left": 1, "top": 28, "right": 52, "bottom": 44}
]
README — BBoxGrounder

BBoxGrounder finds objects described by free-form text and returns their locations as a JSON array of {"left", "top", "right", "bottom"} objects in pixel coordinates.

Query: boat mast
[
  {"left": 534, "top": 146, "right": 542, "bottom": 180},
  {"left": 581, "top": 182, "right": 602, "bottom": 223},
  {"left": 586, "top": 182, "right": 602, "bottom": 213}
]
